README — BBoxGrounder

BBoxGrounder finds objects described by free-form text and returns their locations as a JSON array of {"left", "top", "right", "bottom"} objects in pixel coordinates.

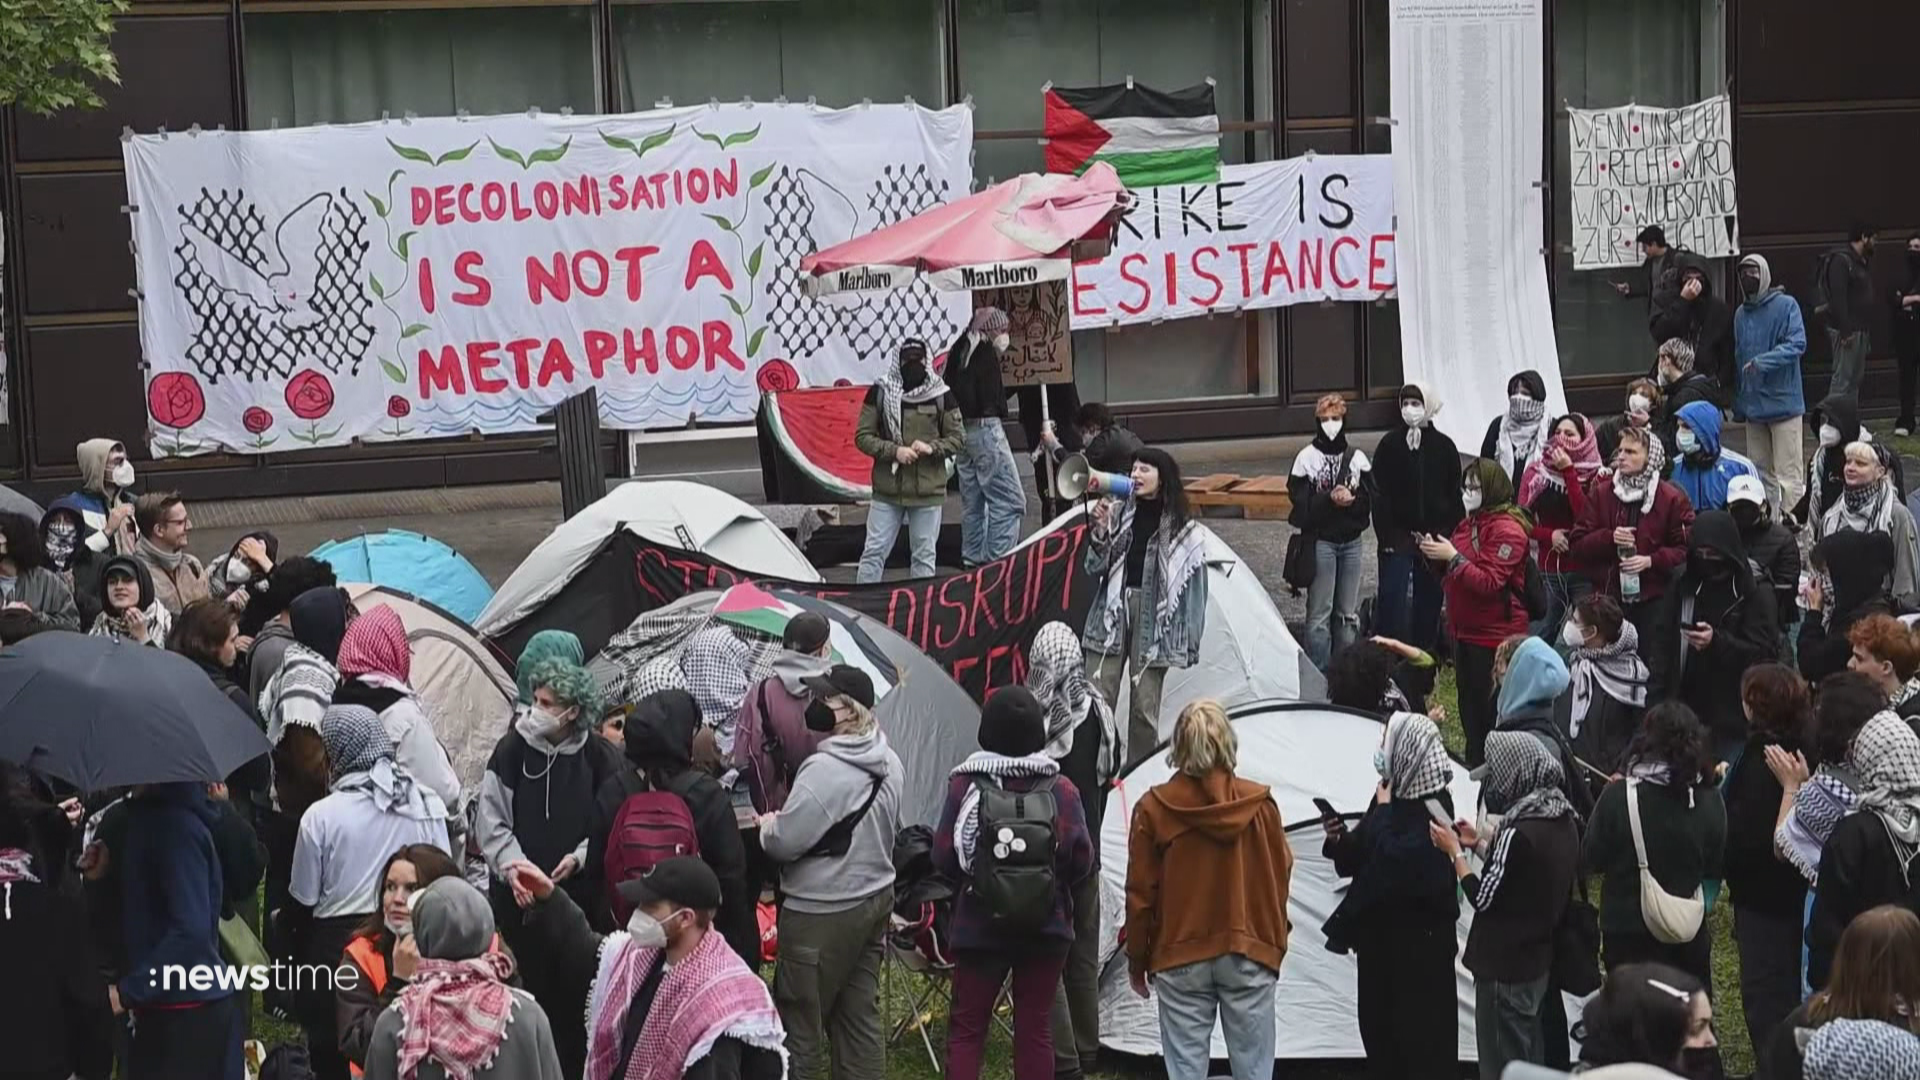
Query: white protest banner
[
  {"left": 1567, "top": 95, "right": 1738, "bottom": 269},
  {"left": 1067, "top": 155, "right": 1395, "bottom": 329},
  {"left": 123, "top": 104, "right": 971, "bottom": 456}
]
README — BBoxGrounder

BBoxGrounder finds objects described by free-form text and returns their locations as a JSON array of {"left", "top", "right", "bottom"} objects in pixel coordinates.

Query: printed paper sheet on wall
[
  {"left": 122, "top": 104, "right": 972, "bottom": 456},
  {"left": 1567, "top": 95, "right": 1738, "bottom": 269}
]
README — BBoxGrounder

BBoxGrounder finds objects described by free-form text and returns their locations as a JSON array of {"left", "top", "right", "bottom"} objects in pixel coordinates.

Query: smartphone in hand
[{"left": 1312, "top": 797, "right": 1341, "bottom": 827}]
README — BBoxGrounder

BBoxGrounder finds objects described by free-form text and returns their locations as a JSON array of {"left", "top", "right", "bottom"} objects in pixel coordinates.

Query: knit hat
[{"left": 978, "top": 685, "right": 1046, "bottom": 757}]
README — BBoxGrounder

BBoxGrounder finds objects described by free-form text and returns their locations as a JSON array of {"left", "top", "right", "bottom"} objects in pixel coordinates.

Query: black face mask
[
  {"left": 900, "top": 359, "right": 928, "bottom": 392},
  {"left": 1730, "top": 505, "right": 1763, "bottom": 531},
  {"left": 1679, "top": 1045, "right": 1725, "bottom": 1080},
  {"left": 1691, "top": 552, "right": 1732, "bottom": 579},
  {"left": 1907, "top": 251, "right": 1920, "bottom": 274},
  {"left": 1739, "top": 273, "right": 1762, "bottom": 299},
  {"left": 1482, "top": 789, "right": 1512, "bottom": 816},
  {"left": 804, "top": 699, "right": 838, "bottom": 733}
]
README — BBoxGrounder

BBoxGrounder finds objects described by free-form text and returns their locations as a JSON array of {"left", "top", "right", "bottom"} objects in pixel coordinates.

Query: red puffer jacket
[
  {"left": 1443, "top": 509, "right": 1532, "bottom": 648},
  {"left": 1567, "top": 477, "right": 1695, "bottom": 604}
]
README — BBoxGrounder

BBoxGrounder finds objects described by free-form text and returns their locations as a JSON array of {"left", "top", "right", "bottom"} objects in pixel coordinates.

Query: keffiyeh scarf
[
  {"left": 322, "top": 704, "right": 442, "bottom": 821},
  {"left": 1779, "top": 769, "right": 1861, "bottom": 884},
  {"left": 1568, "top": 621, "right": 1651, "bottom": 736},
  {"left": 950, "top": 751, "right": 1060, "bottom": 873},
  {"left": 0, "top": 847, "right": 37, "bottom": 921},
  {"left": 1516, "top": 416, "right": 1604, "bottom": 510},
  {"left": 585, "top": 922, "right": 785, "bottom": 1080},
  {"left": 876, "top": 339, "right": 951, "bottom": 444},
  {"left": 1847, "top": 711, "right": 1920, "bottom": 885},
  {"left": 1495, "top": 397, "right": 1549, "bottom": 481},
  {"left": 338, "top": 605, "right": 411, "bottom": 683},
  {"left": 680, "top": 628, "right": 754, "bottom": 733},
  {"left": 1611, "top": 436, "right": 1667, "bottom": 514},
  {"left": 394, "top": 952, "right": 518, "bottom": 1080},
  {"left": 1385, "top": 714, "right": 1454, "bottom": 801},
  {"left": 88, "top": 602, "right": 170, "bottom": 648},
  {"left": 1804, "top": 1018, "right": 1920, "bottom": 1080},
  {"left": 1028, "top": 622, "right": 1120, "bottom": 782},
  {"left": 1484, "top": 730, "right": 1574, "bottom": 832},
  {"left": 1824, "top": 474, "right": 1899, "bottom": 540}
]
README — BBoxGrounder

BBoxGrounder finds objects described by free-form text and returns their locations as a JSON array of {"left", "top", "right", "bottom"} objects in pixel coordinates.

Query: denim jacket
[{"left": 1080, "top": 498, "right": 1209, "bottom": 668}]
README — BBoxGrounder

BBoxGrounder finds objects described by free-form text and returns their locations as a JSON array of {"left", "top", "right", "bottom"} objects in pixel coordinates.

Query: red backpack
[{"left": 604, "top": 780, "right": 701, "bottom": 924}]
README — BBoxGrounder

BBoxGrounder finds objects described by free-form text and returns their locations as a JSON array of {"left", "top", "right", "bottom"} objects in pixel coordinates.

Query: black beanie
[{"left": 978, "top": 686, "right": 1047, "bottom": 757}]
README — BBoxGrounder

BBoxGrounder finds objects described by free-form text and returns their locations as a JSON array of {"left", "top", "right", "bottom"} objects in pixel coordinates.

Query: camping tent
[
  {"left": 343, "top": 584, "right": 518, "bottom": 798},
  {"left": 1096, "top": 701, "right": 1482, "bottom": 1062},
  {"left": 315, "top": 531, "right": 494, "bottom": 624},
  {"left": 591, "top": 588, "right": 978, "bottom": 827},
  {"left": 477, "top": 481, "right": 819, "bottom": 659}
]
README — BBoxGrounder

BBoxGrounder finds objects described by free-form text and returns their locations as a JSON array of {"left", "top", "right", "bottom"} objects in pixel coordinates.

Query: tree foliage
[{"left": 0, "top": 0, "right": 130, "bottom": 115}]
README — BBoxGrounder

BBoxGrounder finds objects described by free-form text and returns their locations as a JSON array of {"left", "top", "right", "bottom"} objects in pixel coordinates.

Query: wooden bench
[{"left": 1184, "top": 473, "right": 1293, "bottom": 520}]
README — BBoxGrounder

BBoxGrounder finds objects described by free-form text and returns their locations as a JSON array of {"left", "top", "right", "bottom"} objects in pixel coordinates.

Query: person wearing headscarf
[
  {"left": 1418, "top": 458, "right": 1531, "bottom": 766},
  {"left": 1800, "top": 530, "right": 1900, "bottom": 685},
  {"left": 289, "top": 705, "right": 451, "bottom": 1080},
  {"left": 87, "top": 554, "right": 169, "bottom": 646},
  {"left": 946, "top": 307, "right": 1027, "bottom": 565},
  {"left": 67, "top": 438, "right": 137, "bottom": 557},
  {"left": 1479, "top": 370, "right": 1551, "bottom": 488},
  {"left": 1518, "top": 413, "right": 1604, "bottom": 636},
  {"left": 1808, "top": 708, "right": 1920, "bottom": 991},
  {"left": 1370, "top": 381, "right": 1465, "bottom": 652},
  {"left": 587, "top": 689, "right": 755, "bottom": 959},
  {"left": 478, "top": 654, "right": 622, "bottom": 1078},
  {"left": 1321, "top": 714, "right": 1460, "bottom": 1080},
  {"left": 1647, "top": 510, "right": 1781, "bottom": 762},
  {"left": 38, "top": 497, "right": 108, "bottom": 629},
  {"left": 336, "top": 844, "right": 475, "bottom": 1075},
  {"left": 1653, "top": 337, "right": 1726, "bottom": 464},
  {"left": 852, "top": 338, "right": 963, "bottom": 582},
  {"left": 1560, "top": 594, "right": 1651, "bottom": 789},
  {"left": 335, "top": 606, "right": 463, "bottom": 827},
  {"left": 1288, "top": 393, "right": 1373, "bottom": 670},
  {"left": 1025, "top": 622, "right": 1116, "bottom": 1080},
  {"left": 263, "top": 587, "right": 353, "bottom": 807},
  {"left": 1803, "top": 1018, "right": 1920, "bottom": 1080},
  {"left": 1584, "top": 703, "right": 1725, "bottom": 988},
  {"left": 363, "top": 877, "right": 562, "bottom": 1080},
  {"left": 515, "top": 630, "right": 584, "bottom": 707},
  {"left": 1597, "top": 377, "right": 1664, "bottom": 467},
  {"left": 1817, "top": 441, "right": 1920, "bottom": 598},
  {"left": 1493, "top": 636, "right": 1592, "bottom": 819},
  {"left": 1429, "top": 729, "right": 1579, "bottom": 1080},
  {"left": 1570, "top": 425, "right": 1697, "bottom": 649},
  {"left": 678, "top": 626, "right": 756, "bottom": 751}
]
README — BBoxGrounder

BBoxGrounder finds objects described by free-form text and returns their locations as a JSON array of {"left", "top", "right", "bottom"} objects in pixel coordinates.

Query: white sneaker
[{"left": 1898, "top": 425, "right": 1913, "bottom": 437}]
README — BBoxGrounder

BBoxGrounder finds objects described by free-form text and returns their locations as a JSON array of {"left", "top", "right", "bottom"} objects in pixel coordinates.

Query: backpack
[
  {"left": 1814, "top": 250, "right": 1843, "bottom": 316},
  {"left": 1513, "top": 551, "right": 1550, "bottom": 621},
  {"left": 605, "top": 778, "right": 702, "bottom": 924},
  {"left": 966, "top": 776, "right": 1059, "bottom": 932}
]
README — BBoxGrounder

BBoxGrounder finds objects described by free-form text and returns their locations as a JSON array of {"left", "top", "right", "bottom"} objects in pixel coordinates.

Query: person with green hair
[
  {"left": 1417, "top": 458, "right": 1535, "bottom": 766},
  {"left": 515, "top": 629, "right": 584, "bottom": 705},
  {"left": 476, "top": 652, "right": 621, "bottom": 1079}
]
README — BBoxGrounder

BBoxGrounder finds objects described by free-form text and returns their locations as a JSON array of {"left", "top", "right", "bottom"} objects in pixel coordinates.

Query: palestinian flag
[{"left": 1043, "top": 81, "right": 1221, "bottom": 187}]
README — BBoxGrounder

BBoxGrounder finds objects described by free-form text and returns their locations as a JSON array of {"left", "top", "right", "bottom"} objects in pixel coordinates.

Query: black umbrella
[{"left": 0, "top": 631, "right": 270, "bottom": 791}]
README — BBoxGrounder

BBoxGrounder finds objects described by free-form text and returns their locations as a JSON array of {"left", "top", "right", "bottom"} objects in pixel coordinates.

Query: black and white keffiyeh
[
  {"left": 1027, "top": 621, "right": 1120, "bottom": 782},
  {"left": 1847, "top": 710, "right": 1920, "bottom": 884},
  {"left": 1611, "top": 435, "right": 1667, "bottom": 513},
  {"left": 877, "top": 338, "right": 950, "bottom": 444},
  {"left": 1385, "top": 714, "right": 1453, "bottom": 801},
  {"left": 950, "top": 751, "right": 1059, "bottom": 873},
  {"left": 680, "top": 627, "right": 754, "bottom": 732},
  {"left": 1568, "top": 621, "right": 1651, "bottom": 736},
  {"left": 1804, "top": 1018, "right": 1920, "bottom": 1080},
  {"left": 1495, "top": 396, "right": 1549, "bottom": 480},
  {"left": 1824, "top": 468, "right": 1898, "bottom": 539},
  {"left": 1466, "top": 731, "right": 1573, "bottom": 912},
  {"left": 1779, "top": 769, "right": 1860, "bottom": 884}
]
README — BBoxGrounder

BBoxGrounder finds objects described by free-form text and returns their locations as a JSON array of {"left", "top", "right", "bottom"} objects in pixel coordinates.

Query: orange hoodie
[{"left": 1125, "top": 769, "right": 1294, "bottom": 978}]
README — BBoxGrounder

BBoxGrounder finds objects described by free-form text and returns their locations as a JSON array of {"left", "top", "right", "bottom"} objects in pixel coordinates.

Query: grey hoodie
[
  {"left": 364, "top": 878, "right": 563, "bottom": 1080},
  {"left": 759, "top": 727, "right": 902, "bottom": 914}
]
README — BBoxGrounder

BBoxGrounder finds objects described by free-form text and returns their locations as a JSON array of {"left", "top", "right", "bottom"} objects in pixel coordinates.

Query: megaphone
[{"left": 1054, "top": 452, "right": 1134, "bottom": 500}]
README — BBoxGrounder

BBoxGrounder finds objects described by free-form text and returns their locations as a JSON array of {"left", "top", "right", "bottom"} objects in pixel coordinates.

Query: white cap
[{"left": 1727, "top": 474, "right": 1766, "bottom": 507}]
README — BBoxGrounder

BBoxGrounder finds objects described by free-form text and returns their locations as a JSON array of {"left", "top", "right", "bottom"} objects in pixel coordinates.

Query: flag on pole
[{"left": 1043, "top": 81, "right": 1221, "bottom": 187}]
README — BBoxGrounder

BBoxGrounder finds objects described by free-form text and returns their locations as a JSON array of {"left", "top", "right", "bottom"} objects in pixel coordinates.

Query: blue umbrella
[{"left": 0, "top": 631, "right": 269, "bottom": 791}]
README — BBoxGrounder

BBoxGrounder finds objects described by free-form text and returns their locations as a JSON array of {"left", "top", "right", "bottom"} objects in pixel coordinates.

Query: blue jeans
[
  {"left": 1306, "top": 537, "right": 1365, "bottom": 670},
  {"left": 958, "top": 419, "right": 1026, "bottom": 564},
  {"left": 1533, "top": 570, "right": 1592, "bottom": 641},
  {"left": 1375, "top": 548, "right": 1445, "bottom": 653},
  {"left": 1154, "top": 953, "right": 1277, "bottom": 1080},
  {"left": 857, "top": 501, "right": 940, "bottom": 583}
]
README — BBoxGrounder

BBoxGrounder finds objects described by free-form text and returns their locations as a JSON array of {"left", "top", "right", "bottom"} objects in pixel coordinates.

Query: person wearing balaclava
[
  {"left": 1799, "top": 530, "right": 1900, "bottom": 686},
  {"left": 1288, "top": 393, "right": 1373, "bottom": 670},
  {"left": 362, "top": 876, "right": 562, "bottom": 1080},
  {"left": 948, "top": 308, "right": 1028, "bottom": 566},
  {"left": 1647, "top": 511, "right": 1780, "bottom": 763},
  {"left": 1732, "top": 252, "right": 1809, "bottom": 516},
  {"left": 67, "top": 438, "right": 137, "bottom": 557},
  {"left": 1894, "top": 234, "right": 1920, "bottom": 438},
  {"left": 1726, "top": 474, "right": 1801, "bottom": 643},
  {"left": 1796, "top": 393, "right": 1910, "bottom": 531},
  {"left": 1480, "top": 370, "right": 1551, "bottom": 487},
  {"left": 1370, "top": 381, "right": 1465, "bottom": 652},
  {"left": 0, "top": 511, "right": 79, "bottom": 631},
  {"left": 853, "top": 337, "right": 963, "bottom": 583},
  {"left": 37, "top": 498, "right": 105, "bottom": 628}
]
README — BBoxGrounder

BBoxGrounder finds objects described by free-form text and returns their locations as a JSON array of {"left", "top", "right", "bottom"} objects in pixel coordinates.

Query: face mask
[
  {"left": 533, "top": 705, "right": 573, "bottom": 735},
  {"left": 384, "top": 914, "right": 411, "bottom": 936},
  {"left": 1819, "top": 424, "right": 1842, "bottom": 447},
  {"left": 1679, "top": 1046, "right": 1725, "bottom": 1080},
  {"left": 804, "top": 699, "right": 838, "bottom": 733},
  {"left": 1739, "top": 273, "right": 1762, "bottom": 299},
  {"left": 1907, "top": 250, "right": 1920, "bottom": 272},
  {"left": 1675, "top": 428, "right": 1699, "bottom": 454},
  {"left": 226, "top": 560, "right": 252, "bottom": 585},
  {"left": 1657, "top": 366, "right": 1676, "bottom": 387},
  {"left": 991, "top": 333, "right": 1010, "bottom": 352},
  {"left": 1731, "top": 504, "right": 1763, "bottom": 530},
  {"left": 1561, "top": 621, "right": 1587, "bottom": 649},
  {"left": 1400, "top": 404, "right": 1425, "bottom": 427},
  {"left": 1372, "top": 747, "right": 1388, "bottom": 778},
  {"left": 1319, "top": 419, "right": 1343, "bottom": 440},
  {"left": 1509, "top": 392, "right": 1533, "bottom": 408},
  {"left": 44, "top": 521, "right": 77, "bottom": 571},
  {"left": 1627, "top": 393, "right": 1651, "bottom": 416},
  {"left": 1692, "top": 552, "right": 1731, "bottom": 579},
  {"left": 1462, "top": 488, "right": 1483, "bottom": 513},
  {"left": 625, "top": 907, "right": 688, "bottom": 951},
  {"left": 110, "top": 462, "right": 135, "bottom": 489}
]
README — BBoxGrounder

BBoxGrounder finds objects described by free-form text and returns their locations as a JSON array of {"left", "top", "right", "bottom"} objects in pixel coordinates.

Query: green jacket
[{"left": 854, "top": 386, "right": 964, "bottom": 507}]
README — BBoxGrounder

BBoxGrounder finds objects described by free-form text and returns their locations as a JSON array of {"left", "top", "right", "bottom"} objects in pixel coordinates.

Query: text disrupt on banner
[
  {"left": 1067, "top": 154, "right": 1396, "bottom": 330},
  {"left": 1566, "top": 95, "right": 1739, "bottom": 270},
  {"left": 122, "top": 104, "right": 972, "bottom": 457}
]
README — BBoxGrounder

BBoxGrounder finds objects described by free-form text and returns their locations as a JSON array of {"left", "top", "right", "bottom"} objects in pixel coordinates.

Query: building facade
[{"left": 1, "top": 0, "right": 1913, "bottom": 500}]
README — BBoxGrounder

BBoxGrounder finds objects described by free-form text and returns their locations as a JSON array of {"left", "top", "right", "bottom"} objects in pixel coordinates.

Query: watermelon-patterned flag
[{"left": 1043, "top": 81, "right": 1221, "bottom": 187}]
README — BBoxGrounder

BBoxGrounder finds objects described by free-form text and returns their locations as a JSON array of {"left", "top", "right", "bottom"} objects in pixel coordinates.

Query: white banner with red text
[
  {"left": 122, "top": 104, "right": 971, "bottom": 456},
  {"left": 1067, "top": 154, "right": 1395, "bottom": 330}
]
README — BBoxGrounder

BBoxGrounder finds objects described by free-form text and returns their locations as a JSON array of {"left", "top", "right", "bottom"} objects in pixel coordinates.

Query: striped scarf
[
  {"left": 585, "top": 926, "right": 785, "bottom": 1080},
  {"left": 394, "top": 952, "right": 517, "bottom": 1080}
]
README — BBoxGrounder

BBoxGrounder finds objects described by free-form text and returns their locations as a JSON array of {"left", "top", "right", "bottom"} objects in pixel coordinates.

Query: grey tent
[{"left": 0, "top": 484, "right": 44, "bottom": 523}]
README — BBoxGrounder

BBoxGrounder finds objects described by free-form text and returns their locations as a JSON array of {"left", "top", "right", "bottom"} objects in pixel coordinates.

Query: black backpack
[
  {"left": 1513, "top": 552, "right": 1550, "bottom": 621},
  {"left": 967, "top": 776, "right": 1059, "bottom": 932},
  {"left": 1813, "top": 250, "right": 1843, "bottom": 316}
]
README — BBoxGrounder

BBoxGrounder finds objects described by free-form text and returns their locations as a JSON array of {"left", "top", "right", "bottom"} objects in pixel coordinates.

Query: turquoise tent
[{"left": 311, "top": 529, "right": 493, "bottom": 624}]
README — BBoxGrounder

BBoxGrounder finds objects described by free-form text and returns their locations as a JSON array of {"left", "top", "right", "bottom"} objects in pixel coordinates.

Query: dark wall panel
[
  {"left": 17, "top": 173, "right": 136, "bottom": 315},
  {"left": 1740, "top": 239, "right": 1907, "bottom": 368},
  {"left": 1735, "top": 1, "right": 1920, "bottom": 105},
  {"left": 26, "top": 323, "right": 146, "bottom": 467},
  {"left": 13, "top": 16, "right": 236, "bottom": 162},
  {"left": 1287, "top": 303, "right": 1360, "bottom": 396},
  {"left": 1283, "top": 0, "right": 1353, "bottom": 119},
  {"left": 1736, "top": 110, "right": 1920, "bottom": 238},
  {"left": 1285, "top": 128, "right": 1355, "bottom": 156}
]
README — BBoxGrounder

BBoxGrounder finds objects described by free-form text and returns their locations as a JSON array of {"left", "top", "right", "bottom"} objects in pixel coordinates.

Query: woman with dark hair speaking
[{"left": 1082, "top": 446, "right": 1210, "bottom": 767}]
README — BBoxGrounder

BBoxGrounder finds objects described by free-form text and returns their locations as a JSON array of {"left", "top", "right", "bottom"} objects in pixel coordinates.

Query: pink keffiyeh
[
  {"left": 337, "top": 605, "right": 411, "bottom": 684},
  {"left": 1517, "top": 414, "right": 1604, "bottom": 510},
  {"left": 586, "top": 924, "right": 784, "bottom": 1080},
  {"left": 393, "top": 952, "right": 517, "bottom": 1080}
]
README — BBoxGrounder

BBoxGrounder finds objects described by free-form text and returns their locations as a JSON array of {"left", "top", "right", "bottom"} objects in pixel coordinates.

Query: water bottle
[{"left": 1619, "top": 541, "right": 1641, "bottom": 601}]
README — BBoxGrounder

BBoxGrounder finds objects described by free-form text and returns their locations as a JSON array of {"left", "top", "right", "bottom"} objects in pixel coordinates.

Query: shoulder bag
[{"left": 1627, "top": 778, "right": 1705, "bottom": 944}]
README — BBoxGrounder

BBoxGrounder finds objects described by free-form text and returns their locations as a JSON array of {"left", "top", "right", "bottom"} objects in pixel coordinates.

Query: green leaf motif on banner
[
  {"left": 526, "top": 137, "right": 572, "bottom": 166},
  {"left": 381, "top": 360, "right": 408, "bottom": 383},
  {"left": 387, "top": 138, "right": 434, "bottom": 165},
  {"left": 489, "top": 137, "right": 528, "bottom": 168},
  {"left": 722, "top": 125, "right": 762, "bottom": 149},
  {"left": 724, "top": 295, "right": 746, "bottom": 317},
  {"left": 694, "top": 128, "right": 726, "bottom": 150},
  {"left": 369, "top": 274, "right": 386, "bottom": 299},
  {"left": 397, "top": 231, "right": 416, "bottom": 259},
  {"left": 639, "top": 125, "right": 675, "bottom": 154},
  {"left": 749, "top": 163, "right": 777, "bottom": 190},
  {"left": 747, "top": 327, "right": 768, "bottom": 358},
  {"left": 704, "top": 213, "right": 734, "bottom": 232},
  {"left": 365, "top": 191, "right": 388, "bottom": 218},
  {"left": 747, "top": 242, "right": 764, "bottom": 277},
  {"left": 435, "top": 141, "right": 479, "bottom": 165},
  {"left": 400, "top": 323, "right": 430, "bottom": 339}
]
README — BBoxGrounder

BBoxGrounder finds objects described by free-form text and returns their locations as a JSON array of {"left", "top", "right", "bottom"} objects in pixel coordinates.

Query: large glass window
[
  {"left": 1072, "top": 315, "right": 1251, "bottom": 405},
  {"left": 244, "top": 9, "right": 600, "bottom": 128},
  {"left": 612, "top": 0, "right": 941, "bottom": 111}
]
